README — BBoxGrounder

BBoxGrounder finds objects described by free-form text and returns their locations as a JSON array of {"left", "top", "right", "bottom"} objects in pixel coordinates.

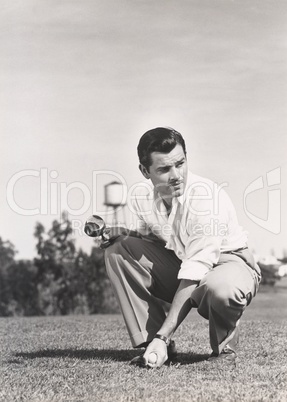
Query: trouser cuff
[{"left": 130, "top": 329, "right": 158, "bottom": 348}]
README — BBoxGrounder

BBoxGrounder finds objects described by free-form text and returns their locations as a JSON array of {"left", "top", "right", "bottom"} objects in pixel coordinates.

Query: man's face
[{"left": 142, "top": 144, "right": 188, "bottom": 200}]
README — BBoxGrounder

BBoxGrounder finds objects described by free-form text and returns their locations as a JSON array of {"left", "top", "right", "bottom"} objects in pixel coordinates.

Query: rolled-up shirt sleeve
[{"left": 178, "top": 236, "right": 222, "bottom": 281}]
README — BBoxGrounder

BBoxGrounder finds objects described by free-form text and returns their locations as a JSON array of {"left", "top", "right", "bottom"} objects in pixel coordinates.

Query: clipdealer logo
[
  {"left": 6, "top": 168, "right": 127, "bottom": 217},
  {"left": 243, "top": 167, "right": 281, "bottom": 234},
  {"left": 6, "top": 167, "right": 282, "bottom": 235}
]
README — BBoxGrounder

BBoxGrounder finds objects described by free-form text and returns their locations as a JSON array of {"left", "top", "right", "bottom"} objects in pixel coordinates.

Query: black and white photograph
[{"left": 1, "top": 1, "right": 286, "bottom": 401}]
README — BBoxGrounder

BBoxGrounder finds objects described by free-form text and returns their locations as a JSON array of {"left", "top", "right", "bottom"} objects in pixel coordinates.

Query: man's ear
[{"left": 139, "top": 164, "right": 150, "bottom": 179}]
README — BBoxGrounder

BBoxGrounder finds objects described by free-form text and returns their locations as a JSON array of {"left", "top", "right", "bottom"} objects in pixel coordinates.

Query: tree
[
  {"left": 33, "top": 212, "right": 118, "bottom": 315},
  {"left": 74, "top": 246, "right": 119, "bottom": 314},
  {"left": 0, "top": 237, "right": 17, "bottom": 269},
  {"left": 0, "top": 213, "right": 119, "bottom": 316},
  {"left": 34, "top": 212, "right": 77, "bottom": 315},
  {"left": 5, "top": 260, "right": 39, "bottom": 316},
  {"left": 0, "top": 237, "right": 18, "bottom": 315}
]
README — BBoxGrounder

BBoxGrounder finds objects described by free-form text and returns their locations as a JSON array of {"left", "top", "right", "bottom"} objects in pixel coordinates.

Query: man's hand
[
  {"left": 97, "top": 226, "right": 128, "bottom": 249},
  {"left": 99, "top": 226, "right": 142, "bottom": 249},
  {"left": 142, "top": 338, "right": 168, "bottom": 368},
  {"left": 141, "top": 279, "right": 198, "bottom": 368}
]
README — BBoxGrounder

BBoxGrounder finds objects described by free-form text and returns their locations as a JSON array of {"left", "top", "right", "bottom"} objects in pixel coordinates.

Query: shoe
[
  {"left": 208, "top": 345, "right": 237, "bottom": 362},
  {"left": 130, "top": 340, "right": 178, "bottom": 367},
  {"left": 208, "top": 327, "right": 239, "bottom": 363},
  {"left": 130, "top": 353, "right": 147, "bottom": 367}
]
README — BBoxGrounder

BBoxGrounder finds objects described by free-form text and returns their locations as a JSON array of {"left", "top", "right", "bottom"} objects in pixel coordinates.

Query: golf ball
[{"left": 148, "top": 352, "right": 157, "bottom": 364}]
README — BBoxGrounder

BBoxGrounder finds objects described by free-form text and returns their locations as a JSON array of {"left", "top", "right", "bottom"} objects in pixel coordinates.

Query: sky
[{"left": 0, "top": 0, "right": 286, "bottom": 260}]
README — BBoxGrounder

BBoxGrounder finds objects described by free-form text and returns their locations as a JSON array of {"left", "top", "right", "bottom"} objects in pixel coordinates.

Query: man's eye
[{"left": 158, "top": 168, "right": 169, "bottom": 173}]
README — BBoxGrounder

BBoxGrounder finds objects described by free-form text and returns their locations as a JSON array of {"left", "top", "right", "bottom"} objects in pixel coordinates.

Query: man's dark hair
[{"left": 137, "top": 127, "right": 187, "bottom": 170}]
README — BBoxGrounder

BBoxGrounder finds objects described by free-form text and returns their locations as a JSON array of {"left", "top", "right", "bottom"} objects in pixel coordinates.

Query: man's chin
[{"left": 172, "top": 187, "right": 184, "bottom": 197}]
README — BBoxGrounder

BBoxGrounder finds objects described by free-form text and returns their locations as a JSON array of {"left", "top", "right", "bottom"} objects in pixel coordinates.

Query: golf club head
[{"left": 84, "top": 215, "right": 106, "bottom": 237}]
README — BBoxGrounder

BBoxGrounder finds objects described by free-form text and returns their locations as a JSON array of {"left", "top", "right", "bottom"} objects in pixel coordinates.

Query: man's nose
[{"left": 170, "top": 166, "right": 181, "bottom": 181}]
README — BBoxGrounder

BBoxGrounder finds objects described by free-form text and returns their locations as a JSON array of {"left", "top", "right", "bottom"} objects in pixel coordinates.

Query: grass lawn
[{"left": 1, "top": 280, "right": 287, "bottom": 402}]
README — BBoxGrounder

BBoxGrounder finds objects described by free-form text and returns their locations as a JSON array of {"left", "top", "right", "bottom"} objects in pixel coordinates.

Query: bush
[{"left": 0, "top": 215, "right": 119, "bottom": 316}]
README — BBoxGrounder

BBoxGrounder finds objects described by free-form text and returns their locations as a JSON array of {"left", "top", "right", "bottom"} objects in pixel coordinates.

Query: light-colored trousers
[{"left": 104, "top": 236, "right": 260, "bottom": 354}]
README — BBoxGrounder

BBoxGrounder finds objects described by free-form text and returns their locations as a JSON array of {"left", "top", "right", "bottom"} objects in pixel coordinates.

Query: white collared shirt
[{"left": 130, "top": 171, "right": 248, "bottom": 281}]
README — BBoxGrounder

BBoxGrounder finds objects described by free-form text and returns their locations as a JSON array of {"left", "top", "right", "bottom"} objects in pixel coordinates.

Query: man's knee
[
  {"left": 104, "top": 235, "right": 141, "bottom": 276},
  {"left": 105, "top": 236, "right": 124, "bottom": 257},
  {"left": 104, "top": 235, "right": 138, "bottom": 260},
  {"left": 205, "top": 277, "right": 246, "bottom": 310}
]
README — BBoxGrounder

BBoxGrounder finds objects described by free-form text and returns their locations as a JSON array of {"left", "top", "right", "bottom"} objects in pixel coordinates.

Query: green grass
[{"left": 1, "top": 281, "right": 287, "bottom": 402}]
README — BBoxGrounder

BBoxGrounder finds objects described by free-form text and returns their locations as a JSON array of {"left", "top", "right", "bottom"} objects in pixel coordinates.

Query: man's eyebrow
[
  {"left": 156, "top": 165, "right": 171, "bottom": 171},
  {"left": 156, "top": 157, "right": 185, "bottom": 170},
  {"left": 176, "top": 157, "right": 185, "bottom": 164}
]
